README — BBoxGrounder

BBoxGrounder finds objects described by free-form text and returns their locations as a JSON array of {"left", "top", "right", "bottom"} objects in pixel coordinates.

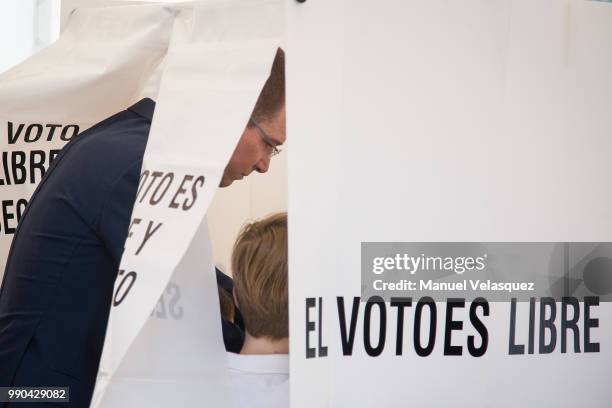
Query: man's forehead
[
  {"left": 260, "top": 129, "right": 283, "bottom": 147},
  {"left": 263, "top": 115, "right": 286, "bottom": 145}
]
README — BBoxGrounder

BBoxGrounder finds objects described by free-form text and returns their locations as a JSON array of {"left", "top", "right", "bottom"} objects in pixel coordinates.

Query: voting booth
[
  {"left": 1, "top": 0, "right": 612, "bottom": 406},
  {"left": 0, "top": 1, "right": 283, "bottom": 406},
  {"left": 287, "top": 1, "right": 612, "bottom": 407}
]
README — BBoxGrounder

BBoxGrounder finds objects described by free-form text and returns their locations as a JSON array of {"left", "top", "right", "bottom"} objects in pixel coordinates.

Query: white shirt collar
[{"left": 226, "top": 352, "right": 289, "bottom": 375}]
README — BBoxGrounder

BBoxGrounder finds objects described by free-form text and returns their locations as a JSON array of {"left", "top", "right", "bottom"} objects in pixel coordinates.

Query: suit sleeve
[{"left": 97, "top": 160, "right": 143, "bottom": 263}]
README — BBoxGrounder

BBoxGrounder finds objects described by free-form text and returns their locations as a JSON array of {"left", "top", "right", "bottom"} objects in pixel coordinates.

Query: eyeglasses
[{"left": 250, "top": 117, "right": 282, "bottom": 158}]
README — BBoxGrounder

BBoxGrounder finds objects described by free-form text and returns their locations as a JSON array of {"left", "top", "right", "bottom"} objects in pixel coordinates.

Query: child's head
[{"left": 231, "top": 212, "right": 288, "bottom": 340}]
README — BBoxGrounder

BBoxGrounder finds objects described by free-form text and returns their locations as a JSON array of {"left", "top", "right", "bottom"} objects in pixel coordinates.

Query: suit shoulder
[{"left": 60, "top": 110, "right": 150, "bottom": 182}]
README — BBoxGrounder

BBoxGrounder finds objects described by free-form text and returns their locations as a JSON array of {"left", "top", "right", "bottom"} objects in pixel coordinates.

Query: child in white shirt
[{"left": 227, "top": 213, "right": 289, "bottom": 408}]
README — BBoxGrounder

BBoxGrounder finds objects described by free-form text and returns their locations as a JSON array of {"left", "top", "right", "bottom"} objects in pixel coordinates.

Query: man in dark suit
[
  {"left": 217, "top": 266, "right": 246, "bottom": 353},
  {"left": 0, "top": 49, "right": 285, "bottom": 407}
]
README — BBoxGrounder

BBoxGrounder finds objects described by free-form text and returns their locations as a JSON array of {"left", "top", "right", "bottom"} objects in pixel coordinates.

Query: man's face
[{"left": 220, "top": 106, "right": 286, "bottom": 187}]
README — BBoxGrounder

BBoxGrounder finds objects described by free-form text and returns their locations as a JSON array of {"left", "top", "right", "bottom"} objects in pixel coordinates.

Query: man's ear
[{"left": 232, "top": 287, "right": 240, "bottom": 310}]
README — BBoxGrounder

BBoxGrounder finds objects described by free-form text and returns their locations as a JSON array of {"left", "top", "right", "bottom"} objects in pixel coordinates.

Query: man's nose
[{"left": 255, "top": 155, "right": 270, "bottom": 173}]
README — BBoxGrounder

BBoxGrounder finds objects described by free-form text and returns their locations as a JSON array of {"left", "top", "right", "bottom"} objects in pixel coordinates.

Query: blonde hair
[{"left": 232, "top": 212, "right": 288, "bottom": 339}]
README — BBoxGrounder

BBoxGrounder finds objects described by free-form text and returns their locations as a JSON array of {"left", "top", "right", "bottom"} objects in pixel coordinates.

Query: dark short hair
[{"left": 250, "top": 47, "right": 285, "bottom": 124}]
